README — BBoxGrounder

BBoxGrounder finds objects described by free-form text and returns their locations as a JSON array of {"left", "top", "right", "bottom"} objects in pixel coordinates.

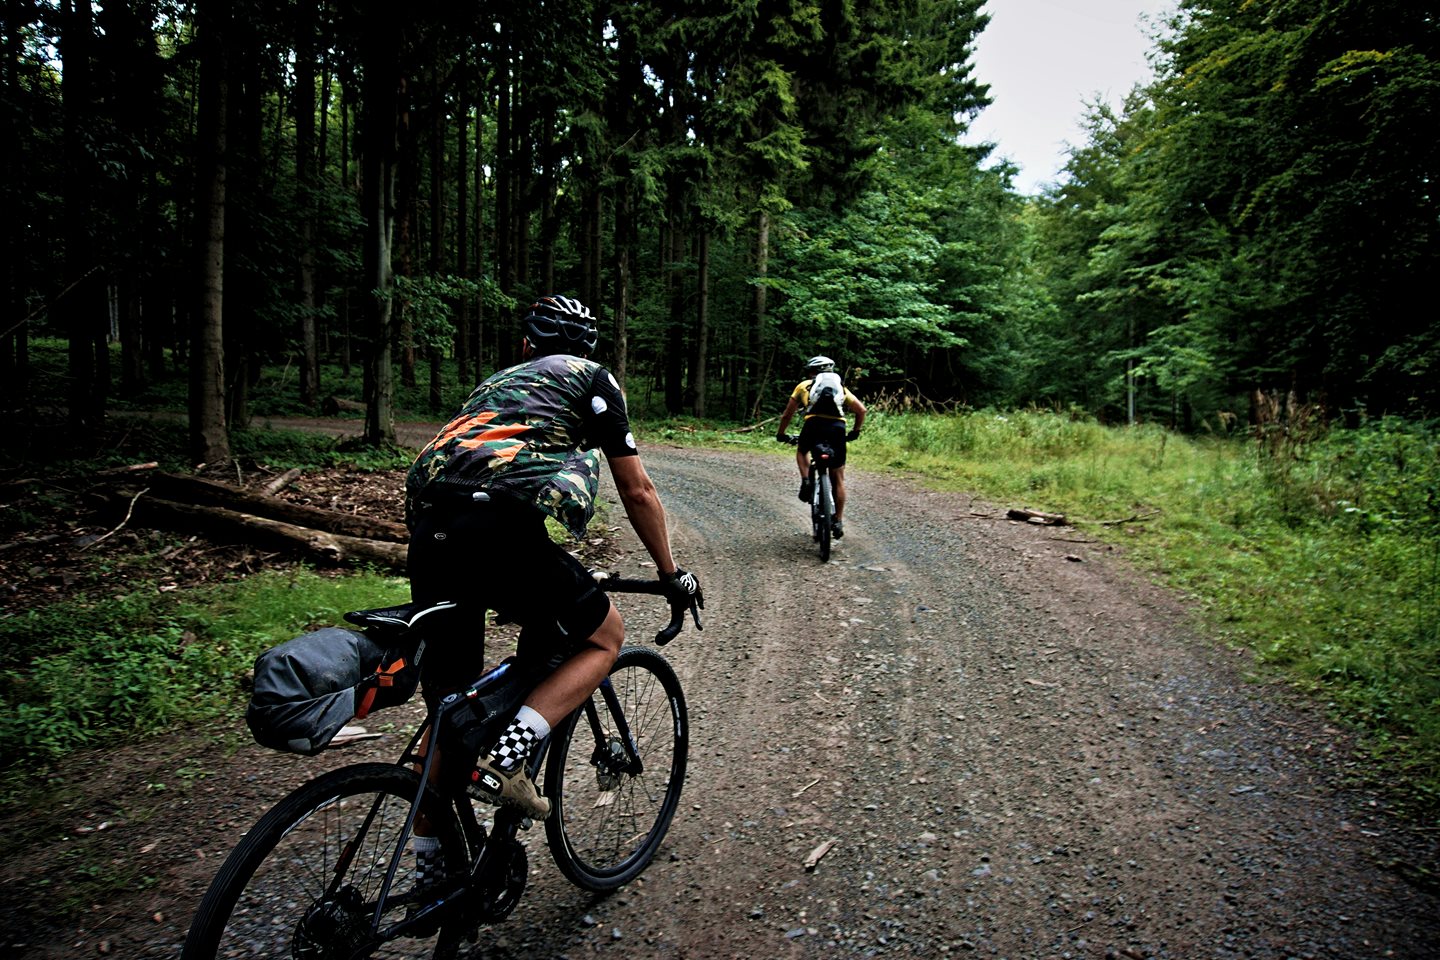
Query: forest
[{"left": 1, "top": 0, "right": 1437, "bottom": 463}]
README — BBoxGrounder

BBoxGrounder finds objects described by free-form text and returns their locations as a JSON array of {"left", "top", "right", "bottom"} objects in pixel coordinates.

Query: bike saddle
[{"left": 343, "top": 600, "right": 459, "bottom": 632}]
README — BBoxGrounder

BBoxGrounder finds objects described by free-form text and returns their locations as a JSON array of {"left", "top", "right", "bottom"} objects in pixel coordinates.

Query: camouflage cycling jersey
[{"left": 406, "top": 354, "right": 615, "bottom": 539}]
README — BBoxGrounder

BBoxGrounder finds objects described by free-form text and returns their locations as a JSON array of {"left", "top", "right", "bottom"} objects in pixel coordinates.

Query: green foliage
[
  {"left": 1031, "top": 0, "right": 1440, "bottom": 423},
  {"left": 393, "top": 274, "right": 514, "bottom": 354},
  {"left": 229, "top": 429, "right": 413, "bottom": 471},
  {"left": 0, "top": 569, "right": 406, "bottom": 767}
]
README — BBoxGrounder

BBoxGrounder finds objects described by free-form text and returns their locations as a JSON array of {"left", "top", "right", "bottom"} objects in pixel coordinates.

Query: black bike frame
[{"left": 344, "top": 580, "right": 698, "bottom": 944}]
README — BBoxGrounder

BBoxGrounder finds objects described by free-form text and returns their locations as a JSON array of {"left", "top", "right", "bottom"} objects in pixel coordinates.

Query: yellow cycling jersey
[{"left": 790, "top": 378, "right": 859, "bottom": 422}]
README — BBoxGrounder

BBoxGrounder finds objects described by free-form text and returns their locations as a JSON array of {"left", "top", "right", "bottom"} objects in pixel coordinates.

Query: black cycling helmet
[
  {"left": 805, "top": 355, "right": 836, "bottom": 375},
  {"left": 524, "top": 295, "right": 598, "bottom": 356}
]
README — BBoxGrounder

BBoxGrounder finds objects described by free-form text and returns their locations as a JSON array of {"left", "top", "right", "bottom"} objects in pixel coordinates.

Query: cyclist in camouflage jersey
[{"left": 405, "top": 295, "right": 701, "bottom": 822}]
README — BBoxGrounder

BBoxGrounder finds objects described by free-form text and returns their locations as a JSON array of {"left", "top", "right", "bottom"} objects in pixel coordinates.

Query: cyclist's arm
[
  {"left": 608, "top": 454, "right": 680, "bottom": 577},
  {"left": 846, "top": 392, "right": 867, "bottom": 432},
  {"left": 776, "top": 394, "right": 801, "bottom": 435}
]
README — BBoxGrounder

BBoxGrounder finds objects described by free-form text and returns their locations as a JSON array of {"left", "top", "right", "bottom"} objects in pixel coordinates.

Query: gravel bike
[
  {"left": 781, "top": 434, "right": 839, "bottom": 561},
  {"left": 181, "top": 575, "right": 701, "bottom": 960}
]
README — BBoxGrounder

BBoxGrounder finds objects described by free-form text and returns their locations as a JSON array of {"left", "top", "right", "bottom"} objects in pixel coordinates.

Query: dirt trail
[{"left": 3, "top": 440, "right": 1436, "bottom": 959}]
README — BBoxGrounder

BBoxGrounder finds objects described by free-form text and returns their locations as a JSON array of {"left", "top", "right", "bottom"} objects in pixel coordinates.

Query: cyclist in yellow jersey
[{"left": 775, "top": 356, "right": 866, "bottom": 538}]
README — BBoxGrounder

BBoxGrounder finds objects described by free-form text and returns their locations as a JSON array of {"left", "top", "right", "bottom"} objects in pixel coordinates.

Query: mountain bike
[
  {"left": 781, "top": 435, "right": 838, "bottom": 561},
  {"left": 180, "top": 575, "right": 701, "bottom": 960}
]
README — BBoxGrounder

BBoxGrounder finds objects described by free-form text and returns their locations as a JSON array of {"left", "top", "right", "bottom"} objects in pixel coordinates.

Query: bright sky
[{"left": 962, "top": 0, "right": 1177, "bottom": 194}]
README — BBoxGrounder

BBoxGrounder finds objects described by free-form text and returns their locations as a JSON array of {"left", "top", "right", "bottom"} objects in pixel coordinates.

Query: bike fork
[{"left": 584, "top": 676, "right": 643, "bottom": 775}]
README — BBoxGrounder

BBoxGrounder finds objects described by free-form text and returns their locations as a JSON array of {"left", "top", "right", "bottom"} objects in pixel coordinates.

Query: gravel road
[
  {"left": 474, "top": 443, "right": 1437, "bottom": 960},
  {"left": 10, "top": 438, "right": 1437, "bottom": 959}
]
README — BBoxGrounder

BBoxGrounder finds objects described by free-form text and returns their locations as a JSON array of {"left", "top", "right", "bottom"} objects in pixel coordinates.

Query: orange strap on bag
[{"left": 354, "top": 656, "right": 409, "bottom": 720}]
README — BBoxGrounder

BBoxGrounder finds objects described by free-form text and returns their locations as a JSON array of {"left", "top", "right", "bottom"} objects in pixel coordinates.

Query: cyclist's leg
[
  {"left": 475, "top": 538, "right": 616, "bottom": 816},
  {"left": 827, "top": 419, "right": 850, "bottom": 521},
  {"left": 408, "top": 501, "right": 495, "bottom": 696},
  {"left": 406, "top": 504, "right": 495, "bottom": 842},
  {"left": 796, "top": 419, "right": 819, "bottom": 499},
  {"left": 522, "top": 601, "right": 623, "bottom": 725}
]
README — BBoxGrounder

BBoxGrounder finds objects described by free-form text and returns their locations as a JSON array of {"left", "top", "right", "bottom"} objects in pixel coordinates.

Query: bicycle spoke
[
  {"left": 184, "top": 765, "right": 463, "bottom": 960},
  {"left": 545, "top": 647, "right": 688, "bottom": 891}
]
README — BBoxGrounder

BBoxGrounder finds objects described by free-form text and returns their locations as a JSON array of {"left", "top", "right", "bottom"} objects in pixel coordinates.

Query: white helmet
[{"left": 805, "top": 355, "right": 835, "bottom": 375}]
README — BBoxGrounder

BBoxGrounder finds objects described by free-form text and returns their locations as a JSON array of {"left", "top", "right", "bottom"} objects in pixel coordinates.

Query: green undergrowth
[
  {"left": 675, "top": 408, "right": 1440, "bottom": 814},
  {"left": 0, "top": 569, "right": 407, "bottom": 776}
]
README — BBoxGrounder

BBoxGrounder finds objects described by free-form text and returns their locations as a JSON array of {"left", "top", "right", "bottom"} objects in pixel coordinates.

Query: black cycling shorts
[
  {"left": 407, "top": 499, "right": 612, "bottom": 692},
  {"left": 797, "top": 417, "right": 848, "bottom": 467}
]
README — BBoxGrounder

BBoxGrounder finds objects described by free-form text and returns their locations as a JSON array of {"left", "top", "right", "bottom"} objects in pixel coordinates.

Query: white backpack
[{"left": 808, "top": 371, "right": 844, "bottom": 417}]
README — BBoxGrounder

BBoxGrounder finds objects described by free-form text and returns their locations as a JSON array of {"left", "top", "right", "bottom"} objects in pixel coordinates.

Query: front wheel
[
  {"left": 181, "top": 763, "right": 467, "bottom": 960},
  {"left": 544, "top": 645, "right": 689, "bottom": 891}
]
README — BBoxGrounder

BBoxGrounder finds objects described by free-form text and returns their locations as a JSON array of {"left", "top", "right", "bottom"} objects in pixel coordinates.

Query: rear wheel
[
  {"left": 544, "top": 645, "right": 688, "bottom": 891},
  {"left": 181, "top": 763, "right": 467, "bottom": 960},
  {"left": 816, "top": 470, "right": 834, "bottom": 561}
]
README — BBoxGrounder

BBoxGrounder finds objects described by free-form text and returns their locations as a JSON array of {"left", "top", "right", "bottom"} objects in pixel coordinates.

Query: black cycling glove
[
  {"left": 846, "top": 428, "right": 860, "bottom": 442},
  {"left": 662, "top": 567, "right": 704, "bottom": 608}
]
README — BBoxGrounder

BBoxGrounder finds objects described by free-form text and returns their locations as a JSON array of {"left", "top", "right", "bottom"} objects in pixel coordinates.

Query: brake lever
[{"left": 655, "top": 594, "right": 703, "bottom": 646}]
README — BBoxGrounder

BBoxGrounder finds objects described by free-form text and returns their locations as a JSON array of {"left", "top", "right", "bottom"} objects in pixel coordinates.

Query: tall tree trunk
[
  {"left": 361, "top": 12, "right": 399, "bottom": 447},
  {"left": 189, "top": 0, "right": 230, "bottom": 466},
  {"left": 319, "top": 61, "right": 330, "bottom": 180},
  {"left": 61, "top": 0, "right": 107, "bottom": 432},
  {"left": 223, "top": 15, "right": 264, "bottom": 433},
  {"left": 495, "top": 23, "right": 514, "bottom": 365},
  {"left": 318, "top": 58, "right": 332, "bottom": 363},
  {"left": 396, "top": 77, "right": 417, "bottom": 391},
  {"left": 3, "top": 0, "right": 33, "bottom": 412},
  {"left": 295, "top": 0, "right": 320, "bottom": 408},
  {"left": 579, "top": 184, "right": 595, "bottom": 310},
  {"left": 589, "top": 189, "right": 603, "bottom": 311},
  {"left": 539, "top": 99, "right": 557, "bottom": 292},
  {"left": 692, "top": 229, "right": 710, "bottom": 417},
  {"left": 513, "top": 57, "right": 531, "bottom": 297},
  {"left": 747, "top": 208, "right": 769, "bottom": 419},
  {"left": 101, "top": 0, "right": 158, "bottom": 399},
  {"left": 472, "top": 87, "right": 485, "bottom": 373},
  {"left": 454, "top": 49, "right": 471, "bottom": 386},
  {"left": 339, "top": 59, "right": 351, "bottom": 190},
  {"left": 664, "top": 202, "right": 685, "bottom": 414},
  {"left": 612, "top": 191, "right": 630, "bottom": 393},
  {"left": 337, "top": 59, "right": 353, "bottom": 378},
  {"left": 428, "top": 77, "right": 445, "bottom": 411},
  {"left": 119, "top": 281, "right": 143, "bottom": 394}
]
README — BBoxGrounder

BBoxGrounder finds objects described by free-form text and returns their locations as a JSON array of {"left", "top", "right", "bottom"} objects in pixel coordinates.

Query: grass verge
[{"left": 0, "top": 568, "right": 409, "bottom": 776}]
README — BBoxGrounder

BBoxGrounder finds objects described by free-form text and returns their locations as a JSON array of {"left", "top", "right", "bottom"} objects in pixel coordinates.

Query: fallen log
[
  {"left": 132, "top": 496, "right": 408, "bottom": 571},
  {"left": 1006, "top": 507, "right": 1068, "bottom": 526},
  {"left": 322, "top": 396, "right": 367, "bottom": 415},
  {"left": 733, "top": 415, "right": 778, "bottom": 435},
  {"left": 260, "top": 466, "right": 304, "bottom": 497},
  {"left": 148, "top": 472, "right": 408, "bottom": 543}
]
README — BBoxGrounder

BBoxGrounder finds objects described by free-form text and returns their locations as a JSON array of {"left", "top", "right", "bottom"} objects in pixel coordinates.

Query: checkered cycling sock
[
  {"left": 492, "top": 705, "right": 551, "bottom": 772},
  {"left": 412, "top": 835, "right": 442, "bottom": 890}
]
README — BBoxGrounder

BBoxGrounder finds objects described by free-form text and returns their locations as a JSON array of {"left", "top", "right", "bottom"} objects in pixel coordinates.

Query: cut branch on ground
[
  {"left": 123, "top": 495, "right": 408, "bottom": 571},
  {"left": 146, "top": 472, "right": 409, "bottom": 542}
]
